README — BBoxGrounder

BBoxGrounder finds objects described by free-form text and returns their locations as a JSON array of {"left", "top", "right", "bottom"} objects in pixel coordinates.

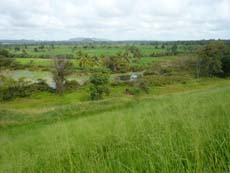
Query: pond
[{"left": 0, "top": 70, "right": 89, "bottom": 88}]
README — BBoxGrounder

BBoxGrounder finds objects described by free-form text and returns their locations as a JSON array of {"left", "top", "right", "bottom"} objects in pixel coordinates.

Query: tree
[
  {"left": 171, "top": 44, "right": 178, "bottom": 55},
  {"left": 196, "top": 41, "right": 225, "bottom": 77},
  {"left": 103, "top": 54, "right": 130, "bottom": 73},
  {"left": 79, "top": 54, "right": 90, "bottom": 68},
  {"left": 34, "top": 48, "right": 39, "bottom": 52},
  {"left": 125, "top": 46, "right": 142, "bottom": 59},
  {"left": 221, "top": 46, "right": 230, "bottom": 76},
  {"left": 0, "top": 49, "right": 15, "bottom": 69},
  {"left": 89, "top": 73, "right": 110, "bottom": 100},
  {"left": 14, "top": 47, "right": 20, "bottom": 51},
  {"left": 0, "top": 49, "right": 10, "bottom": 57},
  {"left": 52, "top": 57, "right": 74, "bottom": 94},
  {"left": 221, "top": 55, "right": 230, "bottom": 76}
]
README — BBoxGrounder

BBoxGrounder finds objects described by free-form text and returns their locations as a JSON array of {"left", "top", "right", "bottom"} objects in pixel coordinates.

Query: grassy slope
[
  {"left": 0, "top": 78, "right": 230, "bottom": 127},
  {"left": 0, "top": 79, "right": 230, "bottom": 172}
]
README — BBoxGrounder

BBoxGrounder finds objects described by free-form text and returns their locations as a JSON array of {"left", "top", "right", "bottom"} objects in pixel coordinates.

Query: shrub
[
  {"left": 64, "top": 80, "right": 80, "bottom": 91},
  {"left": 137, "top": 80, "right": 150, "bottom": 93},
  {"left": 32, "top": 79, "right": 54, "bottom": 92},
  {"left": 125, "top": 87, "right": 141, "bottom": 96},
  {"left": 0, "top": 77, "right": 33, "bottom": 101},
  {"left": 0, "top": 49, "right": 10, "bottom": 57},
  {"left": 89, "top": 73, "right": 110, "bottom": 100},
  {"left": 0, "top": 77, "right": 54, "bottom": 101},
  {"left": 0, "top": 58, "right": 15, "bottom": 68}
]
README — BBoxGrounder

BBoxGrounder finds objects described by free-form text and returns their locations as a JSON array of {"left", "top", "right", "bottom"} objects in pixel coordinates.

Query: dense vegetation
[{"left": 0, "top": 40, "right": 230, "bottom": 172}]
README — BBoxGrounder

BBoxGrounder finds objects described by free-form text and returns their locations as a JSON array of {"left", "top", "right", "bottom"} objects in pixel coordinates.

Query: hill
[{"left": 68, "top": 37, "right": 109, "bottom": 42}]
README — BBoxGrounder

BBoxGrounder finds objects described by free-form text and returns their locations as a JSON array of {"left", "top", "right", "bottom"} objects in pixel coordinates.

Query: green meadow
[
  {"left": 0, "top": 41, "right": 230, "bottom": 173},
  {"left": 0, "top": 79, "right": 229, "bottom": 172}
]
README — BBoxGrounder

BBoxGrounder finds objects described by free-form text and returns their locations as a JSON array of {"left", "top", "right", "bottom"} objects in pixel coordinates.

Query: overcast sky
[{"left": 0, "top": 0, "right": 229, "bottom": 40}]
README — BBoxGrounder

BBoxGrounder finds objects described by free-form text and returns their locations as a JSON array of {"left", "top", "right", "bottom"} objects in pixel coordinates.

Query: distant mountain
[
  {"left": 0, "top": 39, "right": 37, "bottom": 44},
  {"left": 68, "top": 37, "right": 109, "bottom": 42}
]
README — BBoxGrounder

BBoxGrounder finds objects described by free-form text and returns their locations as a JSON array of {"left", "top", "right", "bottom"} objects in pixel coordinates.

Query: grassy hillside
[{"left": 0, "top": 82, "right": 229, "bottom": 172}]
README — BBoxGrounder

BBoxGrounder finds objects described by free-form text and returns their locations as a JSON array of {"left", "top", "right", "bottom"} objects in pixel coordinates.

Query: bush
[
  {"left": 64, "top": 80, "right": 80, "bottom": 91},
  {"left": 0, "top": 77, "right": 33, "bottom": 101},
  {"left": 0, "top": 58, "right": 15, "bottom": 68},
  {"left": 0, "top": 77, "right": 54, "bottom": 101},
  {"left": 32, "top": 79, "right": 54, "bottom": 92},
  {"left": 89, "top": 73, "right": 110, "bottom": 100},
  {"left": 0, "top": 49, "right": 10, "bottom": 57},
  {"left": 137, "top": 80, "right": 150, "bottom": 93},
  {"left": 125, "top": 87, "right": 141, "bottom": 96}
]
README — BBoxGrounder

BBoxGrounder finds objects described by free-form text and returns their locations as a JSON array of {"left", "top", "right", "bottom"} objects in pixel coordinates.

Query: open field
[
  {"left": 0, "top": 81, "right": 229, "bottom": 172},
  {"left": 1, "top": 0, "right": 230, "bottom": 172},
  {"left": 1, "top": 40, "right": 230, "bottom": 172},
  {"left": 7, "top": 44, "right": 192, "bottom": 58}
]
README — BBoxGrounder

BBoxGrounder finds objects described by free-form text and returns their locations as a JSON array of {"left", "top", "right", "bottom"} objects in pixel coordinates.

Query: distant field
[
  {"left": 13, "top": 55, "right": 178, "bottom": 69},
  {"left": 0, "top": 80, "right": 229, "bottom": 172},
  {"left": 7, "top": 44, "right": 195, "bottom": 58},
  {"left": 15, "top": 58, "right": 52, "bottom": 66}
]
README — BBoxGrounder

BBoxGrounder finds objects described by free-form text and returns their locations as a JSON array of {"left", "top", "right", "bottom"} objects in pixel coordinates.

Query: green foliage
[
  {"left": 52, "top": 57, "right": 74, "bottom": 94},
  {"left": 64, "top": 80, "right": 80, "bottom": 91},
  {"left": 220, "top": 46, "right": 230, "bottom": 76},
  {"left": 32, "top": 79, "right": 54, "bottom": 92},
  {"left": 197, "top": 41, "right": 225, "bottom": 77},
  {"left": 221, "top": 55, "right": 230, "bottom": 76},
  {"left": 34, "top": 48, "right": 39, "bottom": 52},
  {"left": 171, "top": 44, "right": 178, "bottom": 55},
  {"left": 0, "top": 77, "right": 32, "bottom": 101},
  {"left": 0, "top": 48, "right": 10, "bottom": 57},
  {"left": 89, "top": 73, "right": 110, "bottom": 100},
  {"left": 0, "top": 77, "right": 53, "bottom": 101},
  {"left": 124, "top": 46, "right": 142, "bottom": 59},
  {"left": 125, "top": 87, "right": 141, "bottom": 95},
  {"left": 0, "top": 58, "right": 15, "bottom": 68},
  {"left": 103, "top": 53, "right": 130, "bottom": 73}
]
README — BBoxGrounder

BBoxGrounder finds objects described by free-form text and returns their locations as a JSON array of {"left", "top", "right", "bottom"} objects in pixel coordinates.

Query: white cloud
[{"left": 0, "top": 0, "right": 229, "bottom": 40}]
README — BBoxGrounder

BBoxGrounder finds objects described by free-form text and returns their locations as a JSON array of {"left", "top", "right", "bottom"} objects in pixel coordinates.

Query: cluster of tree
[
  {"left": 103, "top": 47, "right": 141, "bottom": 73},
  {"left": 150, "top": 51, "right": 175, "bottom": 57},
  {"left": 75, "top": 46, "right": 141, "bottom": 73},
  {"left": 125, "top": 46, "right": 142, "bottom": 59},
  {"left": 196, "top": 41, "right": 230, "bottom": 77},
  {"left": 103, "top": 53, "right": 130, "bottom": 73},
  {"left": 76, "top": 50, "right": 102, "bottom": 68},
  {"left": 0, "top": 49, "right": 19, "bottom": 69}
]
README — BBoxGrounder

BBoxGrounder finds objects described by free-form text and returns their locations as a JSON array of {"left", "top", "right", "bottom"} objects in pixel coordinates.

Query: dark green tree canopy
[{"left": 197, "top": 41, "right": 225, "bottom": 77}]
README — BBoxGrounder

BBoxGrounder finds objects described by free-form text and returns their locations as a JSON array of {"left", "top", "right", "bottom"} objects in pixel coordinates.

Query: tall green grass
[{"left": 0, "top": 86, "right": 230, "bottom": 172}]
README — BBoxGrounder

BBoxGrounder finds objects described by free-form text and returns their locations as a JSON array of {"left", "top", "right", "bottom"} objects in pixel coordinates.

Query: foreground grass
[{"left": 0, "top": 84, "right": 230, "bottom": 172}]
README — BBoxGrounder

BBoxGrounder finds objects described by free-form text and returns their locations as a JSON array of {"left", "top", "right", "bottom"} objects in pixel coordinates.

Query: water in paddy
[{"left": 0, "top": 70, "right": 89, "bottom": 88}]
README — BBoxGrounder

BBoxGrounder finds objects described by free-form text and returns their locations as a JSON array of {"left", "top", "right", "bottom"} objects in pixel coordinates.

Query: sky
[{"left": 0, "top": 0, "right": 229, "bottom": 41}]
